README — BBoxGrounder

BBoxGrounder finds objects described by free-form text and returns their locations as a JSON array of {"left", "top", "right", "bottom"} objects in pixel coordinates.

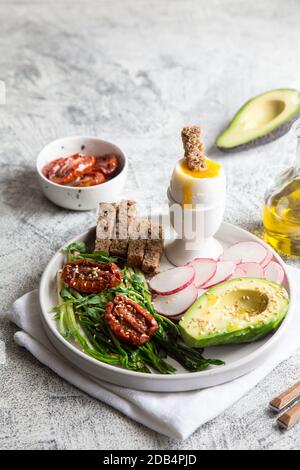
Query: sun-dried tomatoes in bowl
[
  {"left": 62, "top": 259, "right": 122, "bottom": 293},
  {"left": 37, "top": 136, "right": 127, "bottom": 210},
  {"left": 44, "top": 154, "right": 96, "bottom": 185},
  {"left": 105, "top": 295, "right": 158, "bottom": 346},
  {"left": 42, "top": 153, "right": 119, "bottom": 187}
]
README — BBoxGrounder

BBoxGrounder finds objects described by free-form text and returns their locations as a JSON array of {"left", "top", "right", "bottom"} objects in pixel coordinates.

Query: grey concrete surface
[{"left": 1, "top": 0, "right": 300, "bottom": 450}]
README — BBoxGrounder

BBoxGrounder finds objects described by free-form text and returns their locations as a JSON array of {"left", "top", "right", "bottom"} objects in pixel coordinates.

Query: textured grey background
[{"left": 1, "top": 0, "right": 300, "bottom": 450}]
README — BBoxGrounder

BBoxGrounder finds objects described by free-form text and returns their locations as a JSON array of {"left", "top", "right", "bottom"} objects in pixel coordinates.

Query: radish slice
[
  {"left": 232, "top": 266, "right": 247, "bottom": 278},
  {"left": 264, "top": 261, "right": 285, "bottom": 284},
  {"left": 188, "top": 258, "right": 217, "bottom": 288},
  {"left": 149, "top": 266, "right": 195, "bottom": 296},
  {"left": 202, "top": 261, "right": 236, "bottom": 288},
  {"left": 220, "top": 241, "right": 268, "bottom": 264},
  {"left": 153, "top": 284, "right": 198, "bottom": 317},
  {"left": 238, "top": 262, "right": 264, "bottom": 278},
  {"left": 261, "top": 250, "right": 273, "bottom": 268}
]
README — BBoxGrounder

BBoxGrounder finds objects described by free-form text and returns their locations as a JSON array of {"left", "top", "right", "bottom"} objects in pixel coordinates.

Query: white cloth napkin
[{"left": 10, "top": 266, "right": 300, "bottom": 440}]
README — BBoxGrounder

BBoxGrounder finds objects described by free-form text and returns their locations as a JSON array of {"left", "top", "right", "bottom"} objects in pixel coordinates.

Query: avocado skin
[
  {"left": 179, "top": 278, "right": 289, "bottom": 349},
  {"left": 217, "top": 112, "right": 300, "bottom": 153},
  {"left": 216, "top": 88, "right": 300, "bottom": 152}
]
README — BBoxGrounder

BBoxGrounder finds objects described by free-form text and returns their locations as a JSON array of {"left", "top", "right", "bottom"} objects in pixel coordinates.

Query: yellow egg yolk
[
  {"left": 180, "top": 159, "right": 221, "bottom": 178},
  {"left": 178, "top": 159, "right": 221, "bottom": 205}
]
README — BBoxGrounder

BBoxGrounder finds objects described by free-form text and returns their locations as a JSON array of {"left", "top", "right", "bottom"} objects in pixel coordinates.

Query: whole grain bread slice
[
  {"left": 142, "top": 220, "right": 164, "bottom": 274},
  {"left": 127, "top": 218, "right": 149, "bottom": 268},
  {"left": 109, "top": 200, "right": 137, "bottom": 257},
  {"left": 95, "top": 202, "right": 117, "bottom": 252}
]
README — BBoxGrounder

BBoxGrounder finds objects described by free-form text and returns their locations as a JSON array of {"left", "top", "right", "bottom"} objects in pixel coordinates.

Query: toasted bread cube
[
  {"left": 127, "top": 239, "right": 147, "bottom": 268},
  {"left": 142, "top": 240, "right": 163, "bottom": 274},
  {"left": 95, "top": 239, "right": 111, "bottom": 253},
  {"left": 141, "top": 220, "right": 163, "bottom": 273}
]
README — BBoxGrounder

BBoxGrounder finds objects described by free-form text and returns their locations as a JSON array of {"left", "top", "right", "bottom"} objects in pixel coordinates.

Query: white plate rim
[{"left": 39, "top": 222, "right": 295, "bottom": 385}]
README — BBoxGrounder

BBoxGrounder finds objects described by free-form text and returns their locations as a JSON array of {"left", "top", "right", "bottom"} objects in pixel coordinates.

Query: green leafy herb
[
  {"left": 62, "top": 242, "right": 87, "bottom": 255},
  {"left": 62, "top": 241, "right": 122, "bottom": 264}
]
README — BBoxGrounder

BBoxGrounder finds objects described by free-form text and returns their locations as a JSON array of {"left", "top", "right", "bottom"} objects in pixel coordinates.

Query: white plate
[{"left": 39, "top": 223, "right": 294, "bottom": 392}]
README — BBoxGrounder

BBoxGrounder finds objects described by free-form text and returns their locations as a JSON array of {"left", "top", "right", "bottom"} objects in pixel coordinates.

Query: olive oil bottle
[{"left": 263, "top": 123, "right": 300, "bottom": 257}]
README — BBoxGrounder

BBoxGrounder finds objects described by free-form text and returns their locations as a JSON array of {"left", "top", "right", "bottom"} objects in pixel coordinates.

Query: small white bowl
[{"left": 36, "top": 136, "right": 128, "bottom": 210}]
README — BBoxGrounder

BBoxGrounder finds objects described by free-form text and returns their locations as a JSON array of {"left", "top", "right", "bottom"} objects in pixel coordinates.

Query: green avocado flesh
[
  {"left": 216, "top": 89, "right": 300, "bottom": 151},
  {"left": 179, "top": 278, "right": 289, "bottom": 349}
]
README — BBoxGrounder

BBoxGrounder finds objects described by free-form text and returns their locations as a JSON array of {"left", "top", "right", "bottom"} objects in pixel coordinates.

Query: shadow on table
[{"left": 1, "top": 165, "right": 69, "bottom": 216}]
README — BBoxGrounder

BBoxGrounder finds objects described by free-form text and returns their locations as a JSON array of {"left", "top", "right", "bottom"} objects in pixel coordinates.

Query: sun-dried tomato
[
  {"left": 62, "top": 259, "right": 122, "bottom": 293},
  {"left": 94, "top": 154, "right": 118, "bottom": 175},
  {"left": 75, "top": 171, "right": 106, "bottom": 187},
  {"left": 105, "top": 295, "right": 158, "bottom": 346}
]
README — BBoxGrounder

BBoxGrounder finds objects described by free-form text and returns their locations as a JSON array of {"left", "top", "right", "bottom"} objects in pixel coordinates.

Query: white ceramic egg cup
[{"left": 165, "top": 175, "right": 226, "bottom": 266}]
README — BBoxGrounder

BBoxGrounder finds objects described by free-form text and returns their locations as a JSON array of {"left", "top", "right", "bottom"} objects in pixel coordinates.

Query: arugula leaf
[
  {"left": 60, "top": 287, "right": 74, "bottom": 301},
  {"left": 69, "top": 251, "right": 120, "bottom": 265},
  {"left": 62, "top": 242, "right": 87, "bottom": 254},
  {"left": 86, "top": 307, "right": 101, "bottom": 318}
]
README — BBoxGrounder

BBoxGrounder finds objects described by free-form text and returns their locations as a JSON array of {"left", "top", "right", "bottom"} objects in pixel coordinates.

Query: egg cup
[{"left": 165, "top": 175, "right": 226, "bottom": 266}]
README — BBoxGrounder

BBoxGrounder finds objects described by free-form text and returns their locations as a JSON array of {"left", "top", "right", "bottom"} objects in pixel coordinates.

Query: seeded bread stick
[{"left": 181, "top": 125, "right": 207, "bottom": 171}]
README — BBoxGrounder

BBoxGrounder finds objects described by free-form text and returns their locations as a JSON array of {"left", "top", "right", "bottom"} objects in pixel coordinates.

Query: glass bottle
[{"left": 263, "top": 122, "right": 300, "bottom": 257}]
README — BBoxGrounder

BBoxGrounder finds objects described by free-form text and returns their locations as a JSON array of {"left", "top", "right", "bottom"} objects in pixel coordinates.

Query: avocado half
[
  {"left": 179, "top": 278, "right": 289, "bottom": 349},
  {"left": 216, "top": 89, "right": 300, "bottom": 152}
]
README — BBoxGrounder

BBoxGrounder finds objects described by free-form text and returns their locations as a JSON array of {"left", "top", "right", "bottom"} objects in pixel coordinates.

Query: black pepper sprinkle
[
  {"left": 81, "top": 145, "right": 85, "bottom": 151},
  {"left": 76, "top": 194, "right": 79, "bottom": 199}
]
